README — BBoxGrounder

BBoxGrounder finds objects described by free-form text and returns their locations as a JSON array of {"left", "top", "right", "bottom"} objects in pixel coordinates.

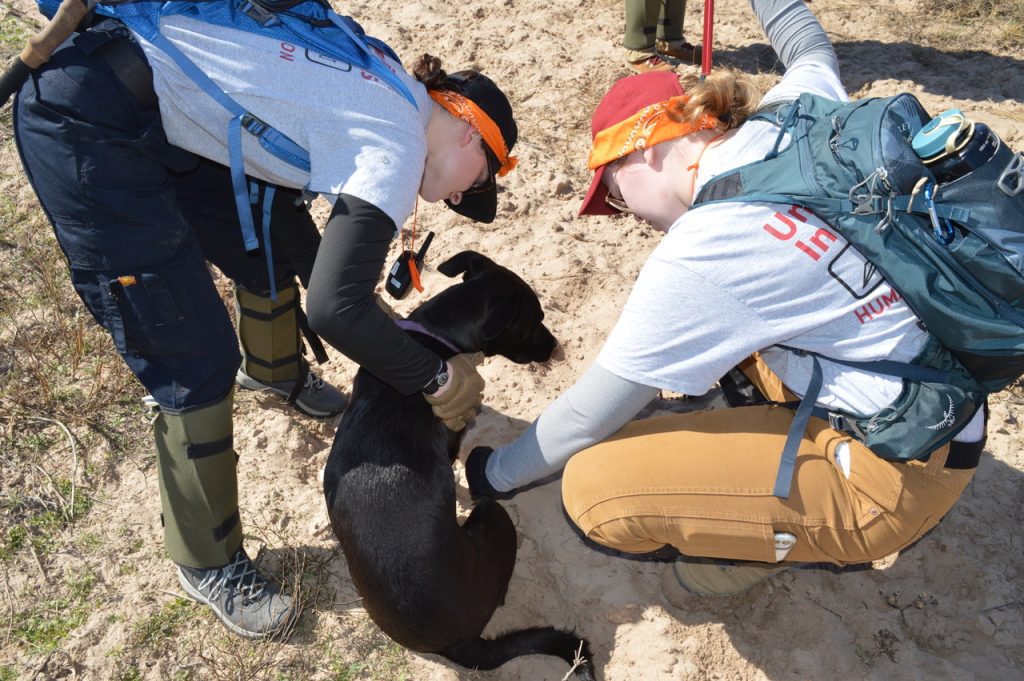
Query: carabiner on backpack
[{"left": 923, "top": 182, "right": 955, "bottom": 245}]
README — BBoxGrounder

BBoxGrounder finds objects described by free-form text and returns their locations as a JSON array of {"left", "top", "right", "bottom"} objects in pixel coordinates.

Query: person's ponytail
[
  {"left": 412, "top": 54, "right": 451, "bottom": 91},
  {"left": 669, "top": 68, "right": 761, "bottom": 130}
]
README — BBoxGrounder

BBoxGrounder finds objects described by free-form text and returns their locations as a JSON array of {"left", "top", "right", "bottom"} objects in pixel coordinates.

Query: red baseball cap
[{"left": 579, "top": 71, "right": 685, "bottom": 216}]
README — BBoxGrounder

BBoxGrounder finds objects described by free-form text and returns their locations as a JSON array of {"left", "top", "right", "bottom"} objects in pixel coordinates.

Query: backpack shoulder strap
[
  {"left": 769, "top": 346, "right": 955, "bottom": 498},
  {"left": 105, "top": 0, "right": 417, "bottom": 260},
  {"left": 694, "top": 94, "right": 844, "bottom": 207}
]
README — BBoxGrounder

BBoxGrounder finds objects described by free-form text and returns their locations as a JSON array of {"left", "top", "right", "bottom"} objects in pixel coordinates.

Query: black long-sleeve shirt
[{"left": 305, "top": 194, "right": 439, "bottom": 395}]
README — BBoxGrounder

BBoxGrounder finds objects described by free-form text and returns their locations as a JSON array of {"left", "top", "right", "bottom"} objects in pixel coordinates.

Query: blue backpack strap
[
  {"left": 774, "top": 354, "right": 822, "bottom": 499},
  {"left": 764, "top": 98, "right": 802, "bottom": 161},
  {"left": 261, "top": 184, "right": 277, "bottom": 301},
  {"left": 114, "top": 10, "right": 313, "bottom": 256},
  {"left": 892, "top": 193, "right": 972, "bottom": 223},
  {"left": 253, "top": 2, "right": 417, "bottom": 109},
  {"left": 694, "top": 187, "right": 859, "bottom": 218},
  {"left": 241, "top": 114, "right": 311, "bottom": 172},
  {"left": 110, "top": 0, "right": 413, "bottom": 258},
  {"left": 771, "top": 346, "right": 954, "bottom": 498},
  {"left": 225, "top": 115, "right": 259, "bottom": 251},
  {"left": 129, "top": 27, "right": 259, "bottom": 252},
  {"left": 809, "top": 353, "right": 954, "bottom": 383},
  {"left": 324, "top": 13, "right": 415, "bottom": 108}
]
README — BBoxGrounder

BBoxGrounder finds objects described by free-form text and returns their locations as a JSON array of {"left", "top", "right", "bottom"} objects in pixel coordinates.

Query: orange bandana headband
[
  {"left": 429, "top": 89, "right": 518, "bottom": 177},
  {"left": 587, "top": 95, "right": 719, "bottom": 170}
]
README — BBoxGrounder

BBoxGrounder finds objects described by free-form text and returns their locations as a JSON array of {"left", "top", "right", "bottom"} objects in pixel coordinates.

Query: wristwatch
[{"left": 422, "top": 359, "right": 450, "bottom": 395}]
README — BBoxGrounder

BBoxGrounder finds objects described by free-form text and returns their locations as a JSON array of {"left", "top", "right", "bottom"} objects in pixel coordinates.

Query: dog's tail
[{"left": 444, "top": 626, "right": 597, "bottom": 680}]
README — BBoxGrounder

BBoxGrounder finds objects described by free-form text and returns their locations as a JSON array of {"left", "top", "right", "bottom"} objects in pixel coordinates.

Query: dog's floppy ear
[
  {"left": 482, "top": 295, "right": 520, "bottom": 341},
  {"left": 437, "top": 250, "right": 497, "bottom": 281}
]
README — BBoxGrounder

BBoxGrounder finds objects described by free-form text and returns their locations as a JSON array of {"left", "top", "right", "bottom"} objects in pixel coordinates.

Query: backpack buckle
[
  {"left": 828, "top": 412, "right": 866, "bottom": 440},
  {"left": 240, "top": 113, "right": 269, "bottom": 138},
  {"left": 849, "top": 169, "right": 890, "bottom": 216},
  {"left": 240, "top": 1, "right": 280, "bottom": 26},
  {"left": 998, "top": 152, "right": 1023, "bottom": 196},
  {"left": 851, "top": 196, "right": 882, "bottom": 215}
]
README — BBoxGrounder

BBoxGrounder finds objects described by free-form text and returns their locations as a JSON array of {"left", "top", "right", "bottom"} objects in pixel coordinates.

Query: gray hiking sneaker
[
  {"left": 177, "top": 548, "right": 294, "bottom": 639},
  {"left": 235, "top": 366, "right": 347, "bottom": 418},
  {"left": 662, "top": 557, "right": 791, "bottom": 602}
]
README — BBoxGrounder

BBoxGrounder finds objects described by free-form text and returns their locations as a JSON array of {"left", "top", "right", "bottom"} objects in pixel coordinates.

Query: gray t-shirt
[
  {"left": 134, "top": 15, "right": 433, "bottom": 229},
  {"left": 487, "top": 63, "right": 979, "bottom": 493},
  {"left": 597, "top": 63, "right": 928, "bottom": 416}
]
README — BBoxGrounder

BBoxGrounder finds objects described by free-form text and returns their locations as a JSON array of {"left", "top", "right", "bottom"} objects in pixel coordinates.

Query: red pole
[{"left": 701, "top": 0, "right": 714, "bottom": 80}]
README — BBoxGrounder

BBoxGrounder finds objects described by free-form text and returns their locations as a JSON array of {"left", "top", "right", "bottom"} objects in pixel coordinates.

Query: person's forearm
[
  {"left": 306, "top": 194, "right": 439, "bottom": 395},
  {"left": 487, "top": 363, "right": 660, "bottom": 491},
  {"left": 751, "top": 0, "right": 837, "bottom": 73}
]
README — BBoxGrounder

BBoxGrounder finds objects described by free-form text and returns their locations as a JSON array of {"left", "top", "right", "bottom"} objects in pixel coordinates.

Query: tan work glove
[{"left": 423, "top": 352, "right": 485, "bottom": 431}]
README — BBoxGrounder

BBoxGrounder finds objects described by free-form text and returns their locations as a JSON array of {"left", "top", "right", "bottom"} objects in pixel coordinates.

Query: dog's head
[{"left": 412, "top": 251, "right": 558, "bottom": 364}]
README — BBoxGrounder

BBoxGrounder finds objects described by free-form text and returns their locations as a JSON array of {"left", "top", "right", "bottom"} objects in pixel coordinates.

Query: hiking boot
[
  {"left": 656, "top": 39, "right": 702, "bottom": 65},
  {"left": 178, "top": 548, "right": 294, "bottom": 639},
  {"left": 236, "top": 366, "right": 347, "bottom": 418},
  {"left": 624, "top": 48, "right": 674, "bottom": 73},
  {"left": 662, "top": 557, "right": 791, "bottom": 602}
]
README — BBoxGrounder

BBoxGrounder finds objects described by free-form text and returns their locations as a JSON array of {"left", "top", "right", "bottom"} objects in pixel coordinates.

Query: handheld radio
[{"left": 385, "top": 231, "right": 434, "bottom": 299}]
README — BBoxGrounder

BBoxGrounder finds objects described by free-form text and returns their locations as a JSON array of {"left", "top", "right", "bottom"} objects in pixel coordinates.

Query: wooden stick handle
[{"left": 20, "top": 0, "right": 91, "bottom": 68}]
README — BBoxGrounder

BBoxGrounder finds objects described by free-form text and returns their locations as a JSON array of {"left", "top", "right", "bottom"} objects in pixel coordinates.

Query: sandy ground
[{"left": 3, "top": 0, "right": 1023, "bottom": 679}]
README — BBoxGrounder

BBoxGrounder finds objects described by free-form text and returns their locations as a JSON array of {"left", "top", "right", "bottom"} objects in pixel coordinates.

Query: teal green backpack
[{"left": 695, "top": 93, "right": 1024, "bottom": 497}]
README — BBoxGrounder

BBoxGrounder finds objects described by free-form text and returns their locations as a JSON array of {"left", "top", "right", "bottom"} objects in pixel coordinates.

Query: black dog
[{"left": 324, "top": 251, "right": 596, "bottom": 679}]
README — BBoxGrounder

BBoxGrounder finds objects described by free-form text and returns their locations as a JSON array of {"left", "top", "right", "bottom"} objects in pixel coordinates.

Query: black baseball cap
[{"left": 441, "top": 71, "right": 518, "bottom": 224}]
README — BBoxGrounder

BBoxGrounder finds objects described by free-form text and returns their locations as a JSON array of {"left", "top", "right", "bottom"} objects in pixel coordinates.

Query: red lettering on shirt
[
  {"left": 855, "top": 306, "right": 874, "bottom": 324},
  {"left": 809, "top": 228, "right": 838, "bottom": 252},
  {"left": 763, "top": 208, "right": 837, "bottom": 262},
  {"left": 763, "top": 212, "right": 797, "bottom": 240},
  {"left": 360, "top": 70, "right": 380, "bottom": 84},
  {"left": 371, "top": 46, "right": 398, "bottom": 75},
  {"left": 795, "top": 241, "right": 821, "bottom": 261},
  {"left": 853, "top": 288, "right": 902, "bottom": 324},
  {"left": 880, "top": 289, "right": 902, "bottom": 307},
  {"left": 279, "top": 42, "right": 296, "bottom": 62},
  {"left": 787, "top": 205, "right": 811, "bottom": 222}
]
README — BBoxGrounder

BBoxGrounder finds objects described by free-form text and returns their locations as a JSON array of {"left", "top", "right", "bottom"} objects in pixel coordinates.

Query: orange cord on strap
[
  {"left": 401, "top": 198, "right": 424, "bottom": 293},
  {"left": 687, "top": 131, "right": 727, "bottom": 200}
]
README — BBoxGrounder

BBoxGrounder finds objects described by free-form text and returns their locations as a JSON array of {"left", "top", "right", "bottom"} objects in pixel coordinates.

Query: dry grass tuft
[{"left": 939, "top": 0, "right": 1024, "bottom": 48}]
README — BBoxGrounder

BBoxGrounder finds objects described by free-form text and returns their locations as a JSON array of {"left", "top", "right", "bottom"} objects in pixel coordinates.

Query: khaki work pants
[{"left": 562, "top": 357, "right": 977, "bottom": 565}]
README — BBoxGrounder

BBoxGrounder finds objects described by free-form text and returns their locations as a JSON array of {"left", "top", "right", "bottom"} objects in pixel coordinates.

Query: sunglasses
[
  {"left": 464, "top": 171, "right": 495, "bottom": 197},
  {"left": 461, "top": 134, "right": 496, "bottom": 197},
  {"left": 602, "top": 161, "right": 634, "bottom": 215},
  {"left": 604, "top": 190, "right": 634, "bottom": 215}
]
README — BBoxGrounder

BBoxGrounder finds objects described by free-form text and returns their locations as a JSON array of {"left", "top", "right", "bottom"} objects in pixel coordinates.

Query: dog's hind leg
[
  {"left": 462, "top": 497, "right": 515, "bottom": 541},
  {"left": 461, "top": 498, "right": 517, "bottom": 606}
]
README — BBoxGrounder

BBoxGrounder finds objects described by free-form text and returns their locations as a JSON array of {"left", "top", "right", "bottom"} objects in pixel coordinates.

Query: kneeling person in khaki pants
[{"left": 463, "top": 0, "right": 986, "bottom": 597}]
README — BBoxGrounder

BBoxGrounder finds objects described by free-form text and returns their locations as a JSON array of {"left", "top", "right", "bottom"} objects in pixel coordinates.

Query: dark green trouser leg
[
  {"left": 658, "top": 0, "right": 685, "bottom": 42},
  {"left": 235, "top": 282, "right": 301, "bottom": 385},
  {"left": 155, "top": 393, "right": 242, "bottom": 569},
  {"left": 624, "top": 0, "right": 658, "bottom": 50},
  {"left": 625, "top": 0, "right": 685, "bottom": 49}
]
